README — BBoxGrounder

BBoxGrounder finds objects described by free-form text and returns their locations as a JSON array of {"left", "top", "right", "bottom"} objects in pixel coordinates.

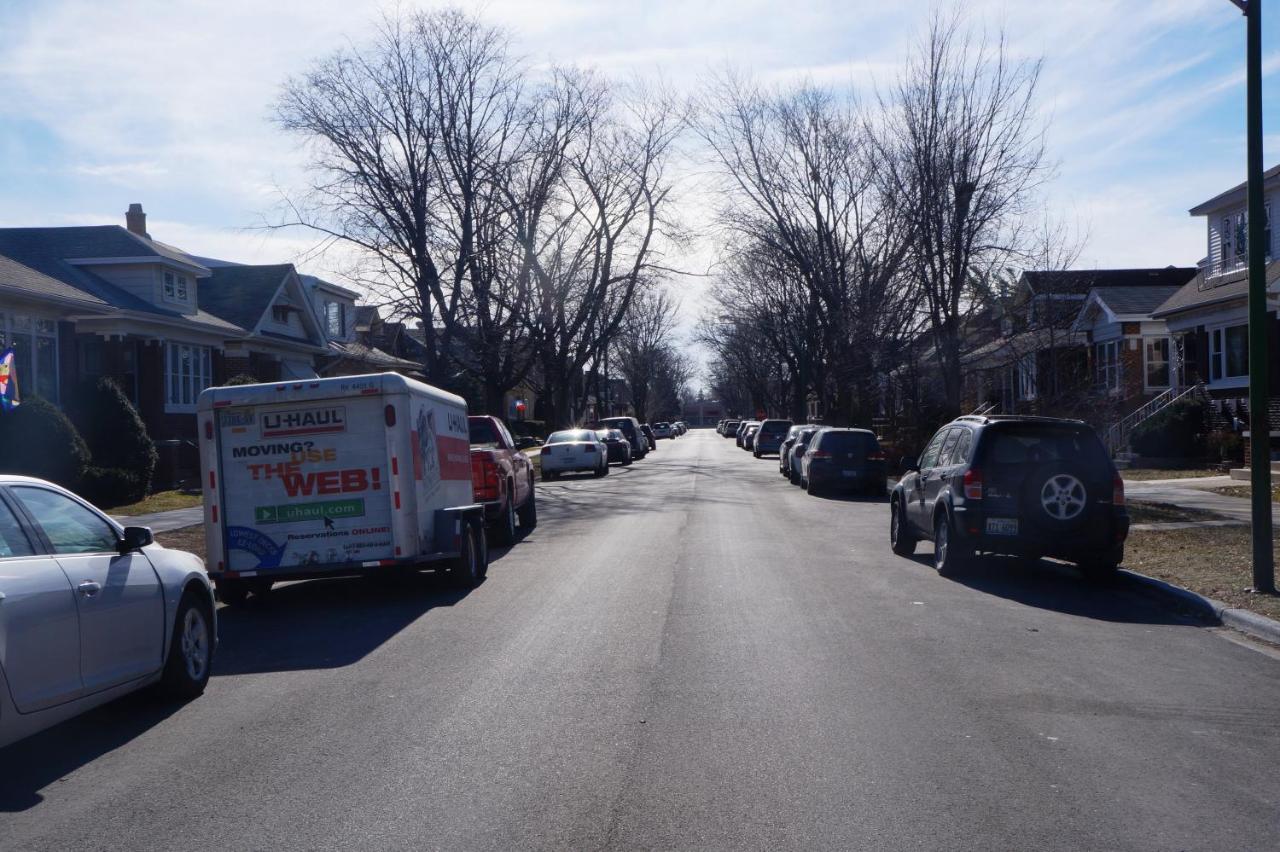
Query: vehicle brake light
[
  {"left": 1113, "top": 474, "right": 1125, "bottom": 506},
  {"left": 809, "top": 450, "right": 831, "bottom": 459},
  {"left": 583, "top": 445, "right": 596, "bottom": 452},
  {"left": 541, "top": 446, "right": 551, "bottom": 454},
  {"left": 866, "top": 451, "right": 886, "bottom": 461},
  {"left": 471, "top": 454, "right": 502, "bottom": 501},
  {"left": 963, "top": 468, "right": 983, "bottom": 500}
]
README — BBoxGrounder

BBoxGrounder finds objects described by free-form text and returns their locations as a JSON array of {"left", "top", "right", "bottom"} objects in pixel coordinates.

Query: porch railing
[{"left": 1105, "top": 383, "right": 1206, "bottom": 455}]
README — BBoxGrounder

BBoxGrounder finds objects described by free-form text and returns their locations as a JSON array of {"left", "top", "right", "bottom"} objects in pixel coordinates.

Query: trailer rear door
[{"left": 216, "top": 394, "right": 395, "bottom": 572}]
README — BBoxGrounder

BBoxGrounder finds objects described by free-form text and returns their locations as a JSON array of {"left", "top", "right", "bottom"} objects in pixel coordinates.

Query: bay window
[
  {"left": 1208, "top": 324, "right": 1249, "bottom": 383},
  {"left": 165, "top": 342, "right": 213, "bottom": 412},
  {"left": 0, "top": 311, "right": 59, "bottom": 401},
  {"left": 1144, "top": 337, "right": 1171, "bottom": 390},
  {"left": 1094, "top": 340, "right": 1120, "bottom": 392}
]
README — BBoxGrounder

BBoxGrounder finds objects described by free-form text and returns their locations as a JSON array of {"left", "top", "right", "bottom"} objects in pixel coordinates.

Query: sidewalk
[
  {"left": 113, "top": 505, "right": 204, "bottom": 532},
  {"left": 1124, "top": 475, "right": 1271, "bottom": 524}
]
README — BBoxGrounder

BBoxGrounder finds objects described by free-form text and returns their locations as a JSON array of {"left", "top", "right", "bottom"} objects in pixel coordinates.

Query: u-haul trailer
[{"left": 196, "top": 372, "right": 486, "bottom": 603}]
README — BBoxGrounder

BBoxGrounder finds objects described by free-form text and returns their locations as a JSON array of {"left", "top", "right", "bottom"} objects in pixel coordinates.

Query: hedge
[
  {"left": 65, "top": 377, "right": 158, "bottom": 505},
  {"left": 0, "top": 395, "right": 90, "bottom": 489},
  {"left": 1129, "top": 400, "right": 1205, "bottom": 459}
]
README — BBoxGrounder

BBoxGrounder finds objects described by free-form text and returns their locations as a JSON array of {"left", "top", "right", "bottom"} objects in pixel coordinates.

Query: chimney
[{"left": 125, "top": 203, "right": 149, "bottom": 238}]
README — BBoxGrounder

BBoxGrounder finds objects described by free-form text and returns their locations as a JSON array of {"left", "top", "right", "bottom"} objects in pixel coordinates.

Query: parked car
[
  {"left": 599, "top": 416, "right": 648, "bottom": 460},
  {"left": 741, "top": 422, "right": 761, "bottom": 451},
  {"left": 0, "top": 476, "right": 216, "bottom": 749},
  {"left": 675, "top": 421, "right": 688, "bottom": 435},
  {"left": 889, "top": 415, "right": 1128, "bottom": 579},
  {"left": 752, "top": 419, "right": 794, "bottom": 458},
  {"left": 780, "top": 425, "right": 819, "bottom": 480},
  {"left": 721, "top": 419, "right": 740, "bottom": 437},
  {"left": 541, "top": 429, "right": 609, "bottom": 479},
  {"left": 653, "top": 422, "right": 674, "bottom": 439},
  {"left": 469, "top": 414, "right": 538, "bottom": 546},
  {"left": 596, "top": 428, "right": 633, "bottom": 466},
  {"left": 641, "top": 423, "right": 658, "bottom": 452},
  {"left": 797, "top": 427, "right": 887, "bottom": 496},
  {"left": 735, "top": 420, "right": 758, "bottom": 448}
]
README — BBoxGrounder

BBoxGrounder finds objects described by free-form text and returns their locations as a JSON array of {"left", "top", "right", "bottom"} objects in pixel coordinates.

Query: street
[{"left": 2, "top": 430, "right": 1279, "bottom": 851}]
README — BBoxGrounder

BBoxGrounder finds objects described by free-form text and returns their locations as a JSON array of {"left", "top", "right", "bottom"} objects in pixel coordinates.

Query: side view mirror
[
  {"left": 119, "top": 525, "right": 154, "bottom": 554},
  {"left": 900, "top": 456, "right": 919, "bottom": 472}
]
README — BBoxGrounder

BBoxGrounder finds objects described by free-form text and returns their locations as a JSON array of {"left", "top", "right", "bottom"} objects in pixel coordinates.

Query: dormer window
[
  {"left": 272, "top": 306, "right": 291, "bottom": 324},
  {"left": 163, "top": 271, "right": 189, "bottom": 303}
]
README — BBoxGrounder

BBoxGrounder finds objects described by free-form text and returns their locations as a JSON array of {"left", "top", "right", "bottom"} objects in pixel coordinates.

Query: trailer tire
[
  {"left": 517, "top": 480, "right": 537, "bottom": 530},
  {"left": 215, "top": 579, "right": 248, "bottom": 606},
  {"left": 449, "top": 523, "right": 483, "bottom": 588}
]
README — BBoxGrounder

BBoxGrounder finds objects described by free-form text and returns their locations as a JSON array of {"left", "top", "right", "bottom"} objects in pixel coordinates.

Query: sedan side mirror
[
  {"left": 118, "top": 525, "right": 154, "bottom": 554},
  {"left": 900, "top": 456, "right": 919, "bottom": 473}
]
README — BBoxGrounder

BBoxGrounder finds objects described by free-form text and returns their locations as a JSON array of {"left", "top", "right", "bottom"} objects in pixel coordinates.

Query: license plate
[{"left": 986, "top": 518, "right": 1019, "bottom": 536}]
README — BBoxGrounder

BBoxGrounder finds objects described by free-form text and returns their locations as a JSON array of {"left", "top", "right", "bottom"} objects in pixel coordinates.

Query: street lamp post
[{"left": 1226, "top": 0, "right": 1274, "bottom": 592}]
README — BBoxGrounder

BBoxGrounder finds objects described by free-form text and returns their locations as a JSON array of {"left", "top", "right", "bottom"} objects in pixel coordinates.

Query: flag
[{"left": 0, "top": 348, "right": 19, "bottom": 411}]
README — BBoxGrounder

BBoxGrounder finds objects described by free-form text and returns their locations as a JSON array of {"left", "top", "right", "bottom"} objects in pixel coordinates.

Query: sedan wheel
[{"left": 158, "top": 592, "right": 213, "bottom": 699}]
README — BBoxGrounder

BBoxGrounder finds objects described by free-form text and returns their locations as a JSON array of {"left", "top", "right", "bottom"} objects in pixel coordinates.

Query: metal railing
[{"left": 1105, "top": 383, "right": 1206, "bottom": 454}]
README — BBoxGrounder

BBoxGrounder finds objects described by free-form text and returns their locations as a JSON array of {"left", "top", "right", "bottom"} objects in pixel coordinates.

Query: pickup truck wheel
[
  {"left": 517, "top": 480, "right": 537, "bottom": 529},
  {"left": 215, "top": 579, "right": 248, "bottom": 606},
  {"left": 157, "top": 590, "right": 214, "bottom": 700},
  {"left": 493, "top": 492, "right": 517, "bottom": 545}
]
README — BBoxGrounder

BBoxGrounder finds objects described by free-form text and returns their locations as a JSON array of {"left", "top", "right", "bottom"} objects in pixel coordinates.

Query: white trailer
[{"left": 196, "top": 373, "right": 486, "bottom": 603}]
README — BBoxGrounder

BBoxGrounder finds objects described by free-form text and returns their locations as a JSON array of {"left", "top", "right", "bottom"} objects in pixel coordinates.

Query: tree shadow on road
[{"left": 906, "top": 552, "right": 1203, "bottom": 626}]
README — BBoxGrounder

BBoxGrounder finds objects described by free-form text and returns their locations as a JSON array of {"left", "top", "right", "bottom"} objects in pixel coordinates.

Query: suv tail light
[
  {"left": 1113, "top": 473, "right": 1125, "bottom": 506},
  {"left": 963, "top": 468, "right": 983, "bottom": 500},
  {"left": 866, "top": 451, "right": 886, "bottom": 462},
  {"left": 809, "top": 450, "right": 831, "bottom": 459}
]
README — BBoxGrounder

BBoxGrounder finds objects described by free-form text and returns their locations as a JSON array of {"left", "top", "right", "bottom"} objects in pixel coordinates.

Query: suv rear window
[
  {"left": 977, "top": 425, "right": 1108, "bottom": 468},
  {"left": 760, "top": 420, "right": 792, "bottom": 434},
  {"left": 817, "top": 431, "right": 878, "bottom": 454}
]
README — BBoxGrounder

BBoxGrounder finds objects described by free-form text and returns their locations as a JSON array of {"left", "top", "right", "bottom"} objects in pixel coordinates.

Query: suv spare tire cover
[{"left": 1022, "top": 462, "right": 1093, "bottom": 533}]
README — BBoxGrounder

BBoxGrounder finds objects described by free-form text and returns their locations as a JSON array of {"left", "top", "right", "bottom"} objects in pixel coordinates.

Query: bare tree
[
  {"left": 613, "top": 288, "right": 684, "bottom": 422},
  {"left": 875, "top": 12, "right": 1050, "bottom": 417}
]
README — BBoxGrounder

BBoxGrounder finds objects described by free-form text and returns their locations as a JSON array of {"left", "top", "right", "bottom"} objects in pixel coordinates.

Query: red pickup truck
[{"left": 469, "top": 415, "right": 537, "bottom": 545}]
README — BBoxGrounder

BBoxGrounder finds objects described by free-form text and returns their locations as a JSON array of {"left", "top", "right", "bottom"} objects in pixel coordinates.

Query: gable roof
[
  {"left": 201, "top": 264, "right": 295, "bottom": 330},
  {"left": 1091, "top": 285, "right": 1185, "bottom": 317},
  {"left": 0, "top": 252, "right": 112, "bottom": 310},
  {"left": 1188, "top": 163, "right": 1280, "bottom": 216},
  {"left": 1020, "top": 267, "right": 1198, "bottom": 297},
  {"left": 1153, "top": 259, "right": 1280, "bottom": 318}
]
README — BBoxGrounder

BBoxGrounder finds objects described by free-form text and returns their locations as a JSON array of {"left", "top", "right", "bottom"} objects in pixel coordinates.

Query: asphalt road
[{"left": 3, "top": 430, "right": 1280, "bottom": 851}]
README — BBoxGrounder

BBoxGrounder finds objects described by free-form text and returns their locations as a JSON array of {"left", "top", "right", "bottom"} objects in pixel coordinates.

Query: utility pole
[{"left": 1228, "top": 0, "right": 1274, "bottom": 592}]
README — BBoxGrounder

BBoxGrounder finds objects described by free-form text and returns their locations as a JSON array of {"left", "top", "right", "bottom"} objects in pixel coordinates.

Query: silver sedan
[{"left": 0, "top": 476, "right": 216, "bottom": 749}]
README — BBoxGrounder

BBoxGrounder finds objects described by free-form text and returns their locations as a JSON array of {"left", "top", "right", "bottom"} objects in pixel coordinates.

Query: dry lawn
[
  {"left": 156, "top": 524, "right": 207, "bottom": 563},
  {"left": 1211, "top": 484, "right": 1280, "bottom": 503},
  {"left": 108, "top": 490, "right": 202, "bottom": 515},
  {"left": 1120, "top": 468, "right": 1222, "bottom": 482},
  {"left": 1126, "top": 523, "right": 1280, "bottom": 621}
]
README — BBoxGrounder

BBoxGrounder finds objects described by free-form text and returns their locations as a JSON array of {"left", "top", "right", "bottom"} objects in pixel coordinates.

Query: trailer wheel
[
  {"left": 215, "top": 579, "right": 248, "bottom": 606},
  {"left": 449, "top": 523, "right": 482, "bottom": 588},
  {"left": 517, "top": 479, "right": 537, "bottom": 530}
]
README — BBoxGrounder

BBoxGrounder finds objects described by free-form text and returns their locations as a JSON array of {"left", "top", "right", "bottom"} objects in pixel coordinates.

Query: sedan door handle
[{"left": 77, "top": 580, "right": 101, "bottom": 597}]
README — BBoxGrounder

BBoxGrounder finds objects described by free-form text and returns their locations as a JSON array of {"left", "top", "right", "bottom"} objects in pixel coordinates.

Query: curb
[{"left": 1118, "top": 568, "right": 1280, "bottom": 646}]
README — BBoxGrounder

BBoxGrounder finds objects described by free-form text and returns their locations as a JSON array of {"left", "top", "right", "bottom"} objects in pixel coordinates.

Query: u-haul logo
[{"left": 261, "top": 406, "right": 346, "bottom": 438}]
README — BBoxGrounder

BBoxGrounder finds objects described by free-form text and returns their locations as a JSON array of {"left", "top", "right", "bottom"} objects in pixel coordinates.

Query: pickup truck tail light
[
  {"left": 471, "top": 454, "right": 502, "bottom": 501},
  {"left": 963, "top": 468, "right": 983, "bottom": 500}
]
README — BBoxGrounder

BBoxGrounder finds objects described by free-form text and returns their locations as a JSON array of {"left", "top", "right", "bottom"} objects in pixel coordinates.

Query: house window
[
  {"left": 1094, "top": 341, "right": 1120, "bottom": 392},
  {"left": 324, "top": 301, "right": 345, "bottom": 338},
  {"left": 0, "top": 311, "right": 59, "bottom": 402},
  {"left": 163, "top": 271, "right": 189, "bottom": 303},
  {"left": 1221, "top": 216, "right": 1233, "bottom": 265},
  {"left": 1144, "top": 338, "right": 1172, "bottom": 390},
  {"left": 165, "top": 342, "right": 213, "bottom": 412},
  {"left": 272, "top": 306, "right": 291, "bottom": 324},
  {"left": 1209, "top": 324, "right": 1249, "bottom": 383}
]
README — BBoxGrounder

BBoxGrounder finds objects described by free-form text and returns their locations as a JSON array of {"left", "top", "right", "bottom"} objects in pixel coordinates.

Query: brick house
[{"left": 0, "top": 205, "right": 403, "bottom": 486}]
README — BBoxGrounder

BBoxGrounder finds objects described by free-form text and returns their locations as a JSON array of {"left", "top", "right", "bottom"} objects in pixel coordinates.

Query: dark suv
[
  {"left": 889, "top": 415, "right": 1128, "bottom": 578},
  {"left": 752, "top": 419, "right": 794, "bottom": 458}
]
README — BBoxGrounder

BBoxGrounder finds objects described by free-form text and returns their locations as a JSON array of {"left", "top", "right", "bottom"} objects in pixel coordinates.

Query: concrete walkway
[
  {"left": 113, "top": 505, "right": 204, "bottom": 532},
  {"left": 1124, "top": 475, "right": 1271, "bottom": 524}
]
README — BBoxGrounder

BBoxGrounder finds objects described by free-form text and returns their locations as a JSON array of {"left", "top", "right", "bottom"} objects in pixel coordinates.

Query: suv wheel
[
  {"left": 890, "top": 500, "right": 917, "bottom": 556},
  {"left": 933, "top": 513, "right": 969, "bottom": 576}
]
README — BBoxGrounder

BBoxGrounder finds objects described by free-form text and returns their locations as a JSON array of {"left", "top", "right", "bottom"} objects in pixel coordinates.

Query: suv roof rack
[{"left": 953, "top": 414, "right": 1086, "bottom": 426}]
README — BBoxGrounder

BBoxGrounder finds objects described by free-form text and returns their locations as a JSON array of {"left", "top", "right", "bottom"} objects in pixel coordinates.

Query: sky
[{"left": 0, "top": 0, "right": 1276, "bottom": 341}]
